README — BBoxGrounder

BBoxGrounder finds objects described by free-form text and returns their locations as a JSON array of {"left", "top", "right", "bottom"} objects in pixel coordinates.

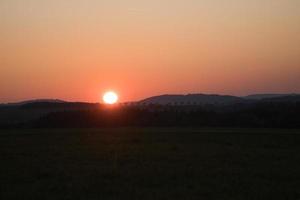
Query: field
[{"left": 1, "top": 128, "right": 300, "bottom": 199}]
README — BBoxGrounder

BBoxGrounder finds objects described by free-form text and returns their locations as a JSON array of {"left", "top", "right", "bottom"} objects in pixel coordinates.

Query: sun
[{"left": 103, "top": 91, "right": 119, "bottom": 104}]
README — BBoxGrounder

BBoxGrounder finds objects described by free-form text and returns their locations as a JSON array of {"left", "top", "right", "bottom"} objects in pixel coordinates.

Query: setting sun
[{"left": 103, "top": 91, "right": 118, "bottom": 105}]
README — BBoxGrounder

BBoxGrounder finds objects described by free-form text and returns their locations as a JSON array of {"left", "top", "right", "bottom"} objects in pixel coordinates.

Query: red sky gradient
[{"left": 1, "top": 0, "right": 300, "bottom": 103}]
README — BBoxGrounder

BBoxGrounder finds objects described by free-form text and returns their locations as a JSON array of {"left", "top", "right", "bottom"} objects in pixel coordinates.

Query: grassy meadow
[{"left": 1, "top": 128, "right": 300, "bottom": 199}]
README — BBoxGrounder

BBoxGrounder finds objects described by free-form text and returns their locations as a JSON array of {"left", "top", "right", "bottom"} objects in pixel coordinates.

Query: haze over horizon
[{"left": 1, "top": 0, "right": 300, "bottom": 103}]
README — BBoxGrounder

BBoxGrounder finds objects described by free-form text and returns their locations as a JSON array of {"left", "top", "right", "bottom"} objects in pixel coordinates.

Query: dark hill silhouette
[
  {"left": 244, "top": 94, "right": 298, "bottom": 100},
  {"left": 0, "top": 99, "right": 65, "bottom": 107},
  {"left": 0, "top": 101, "right": 99, "bottom": 127},
  {"left": 29, "top": 100, "right": 300, "bottom": 128},
  {"left": 1, "top": 93, "right": 300, "bottom": 128},
  {"left": 259, "top": 95, "right": 300, "bottom": 102},
  {"left": 139, "top": 94, "right": 244, "bottom": 105}
]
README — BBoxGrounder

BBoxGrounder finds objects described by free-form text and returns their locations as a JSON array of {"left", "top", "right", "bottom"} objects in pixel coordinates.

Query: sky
[{"left": 1, "top": 0, "right": 300, "bottom": 103}]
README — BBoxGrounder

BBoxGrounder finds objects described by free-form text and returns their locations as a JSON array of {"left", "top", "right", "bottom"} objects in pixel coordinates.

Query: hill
[
  {"left": 1, "top": 94, "right": 300, "bottom": 128},
  {"left": 244, "top": 94, "right": 298, "bottom": 100},
  {"left": 139, "top": 94, "right": 244, "bottom": 105},
  {"left": 0, "top": 99, "right": 66, "bottom": 107},
  {"left": 260, "top": 95, "right": 300, "bottom": 102}
]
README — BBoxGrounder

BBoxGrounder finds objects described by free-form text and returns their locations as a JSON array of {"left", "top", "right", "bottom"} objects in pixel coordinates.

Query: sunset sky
[{"left": 1, "top": 0, "right": 300, "bottom": 103}]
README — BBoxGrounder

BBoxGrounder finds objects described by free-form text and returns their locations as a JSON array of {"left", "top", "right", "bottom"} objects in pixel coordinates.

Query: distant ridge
[
  {"left": 0, "top": 99, "right": 66, "bottom": 106},
  {"left": 244, "top": 94, "right": 298, "bottom": 100},
  {"left": 138, "top": 93, "right": 300, "bottom": 105},
  {"left": 0, "top": 94, "right": 299, "bottom": 128},
  {"left": 1, "top": 93, "right": 299, "bottom": 106},
  {"left": 259, "top": 95, "right": 300, "bottom": 102},
  {"left": 139, "top": 94, "right": 243, "bottom": 105}
]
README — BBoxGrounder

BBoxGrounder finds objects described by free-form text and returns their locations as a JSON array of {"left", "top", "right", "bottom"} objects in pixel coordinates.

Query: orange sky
[{"left": 1, "top": 0, "right": 300, "bottom": 103}]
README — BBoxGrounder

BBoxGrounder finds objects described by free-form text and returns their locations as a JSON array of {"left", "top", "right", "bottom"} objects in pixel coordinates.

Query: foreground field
[{"left": 1, "top": 128, "right": 300, "bottom": 199}]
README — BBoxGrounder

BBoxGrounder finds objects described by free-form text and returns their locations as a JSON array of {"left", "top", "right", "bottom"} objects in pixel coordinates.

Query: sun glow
[{"left": 103, "top": 91, "right": 118, "bottom": 104}]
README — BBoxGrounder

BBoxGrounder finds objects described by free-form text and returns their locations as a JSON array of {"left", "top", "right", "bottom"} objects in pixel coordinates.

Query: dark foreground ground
[{"left": 1, "top": 128, "right": 300, "bottom": 200}]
